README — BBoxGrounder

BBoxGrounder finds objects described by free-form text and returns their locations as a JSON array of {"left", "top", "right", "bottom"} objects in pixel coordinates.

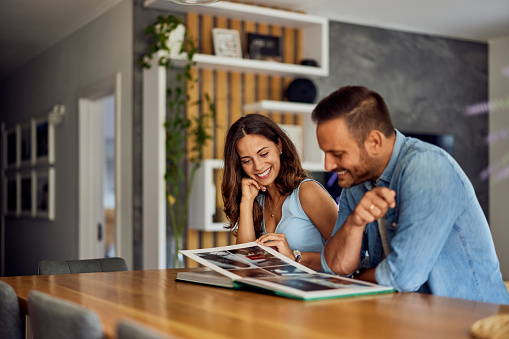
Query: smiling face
[
  {"left": 317, "top": 117, "right": 380, "bottom": 188},
  {"left": 236, "top": 134, "right": 282, "bottom": 186}
]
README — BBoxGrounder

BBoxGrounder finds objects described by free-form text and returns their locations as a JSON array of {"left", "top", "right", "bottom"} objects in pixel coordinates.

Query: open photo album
[{"left": 177, "top": 242, "right": 395, "bottom": 301}]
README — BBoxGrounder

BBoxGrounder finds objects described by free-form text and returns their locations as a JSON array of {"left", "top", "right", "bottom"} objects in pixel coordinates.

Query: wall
[
  {"left": 0, "top": 0, "right": 133, "bottom": 276},
  {"left": 489, "top": 34, "right": 509, "bottom": 279},
  {"left": 315, "top": 21, "right": 489, "bottom": 215}
]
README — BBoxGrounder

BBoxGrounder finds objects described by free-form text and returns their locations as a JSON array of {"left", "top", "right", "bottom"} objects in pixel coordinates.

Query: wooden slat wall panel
[{"left": 184, "top": 8, "right": 303, "bottom": 258}]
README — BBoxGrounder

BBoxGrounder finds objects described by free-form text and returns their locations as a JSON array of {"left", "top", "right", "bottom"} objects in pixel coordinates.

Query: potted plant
[{"left": 140, "top": 15, "right": 215, "bottom": 268}]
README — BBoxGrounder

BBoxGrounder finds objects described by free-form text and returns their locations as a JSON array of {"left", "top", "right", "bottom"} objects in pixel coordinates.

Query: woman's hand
[
  {"left": 256, "top": 233, "right": 293, "bottom": 260},
  {"left": 241, "top": 177, "right": 265, "bottom": 204}
]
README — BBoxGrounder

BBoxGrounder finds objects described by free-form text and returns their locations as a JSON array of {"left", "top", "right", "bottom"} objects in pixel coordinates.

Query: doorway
[{"left": 79, "top": 79, "right": 118, "bottom": 260}]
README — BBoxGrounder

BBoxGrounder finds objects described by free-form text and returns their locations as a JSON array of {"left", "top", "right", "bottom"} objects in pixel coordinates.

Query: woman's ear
[{"left": 277, "top": 138, "right": 283, "bottom": 154}]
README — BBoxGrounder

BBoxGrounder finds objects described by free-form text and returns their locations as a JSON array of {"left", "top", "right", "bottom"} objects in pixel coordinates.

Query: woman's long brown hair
[{"left": 222, "top": 114, "right": 309, "bottom": 237}]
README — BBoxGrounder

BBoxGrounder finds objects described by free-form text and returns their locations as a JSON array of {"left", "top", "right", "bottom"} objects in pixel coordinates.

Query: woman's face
[{"left": 236, "top": 134, "right": 282, "bottom": 186}]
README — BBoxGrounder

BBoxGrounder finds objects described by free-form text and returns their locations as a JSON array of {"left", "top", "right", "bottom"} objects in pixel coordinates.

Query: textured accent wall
[{"left": 315, "top": 21, "right": 489, "bottom": 215}]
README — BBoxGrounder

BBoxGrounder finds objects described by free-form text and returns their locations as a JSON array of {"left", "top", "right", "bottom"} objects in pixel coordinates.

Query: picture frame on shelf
[
  {"left": 35, "top": 167, "right": 55, "bottom": 220},
  {"left": 35, "top": 117, "right": 54, "bottom": 164},
  {"left": 4, "top": 173, "right": 19, "bottom": 217},
  {"left": 20, "top": 119, "right": 35, "bottom": 166},
  {"left": 247, "top": 33, "right": 282, "bottom": 62},
  {"left": 212, "top": 28, "right": 242, "bottom": 58},
  {"left": 20, "top": 170, "right": 36, "bottom": 217}
]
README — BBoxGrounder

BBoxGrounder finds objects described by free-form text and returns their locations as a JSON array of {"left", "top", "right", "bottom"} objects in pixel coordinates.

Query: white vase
[{"left": 167, "top": 24, "right": 186, "bottom": 58}]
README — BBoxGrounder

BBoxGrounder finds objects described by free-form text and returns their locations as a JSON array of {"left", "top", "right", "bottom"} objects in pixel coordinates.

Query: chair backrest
[
  {"left": 38, "top": 257, "right": 128, "bottom": 275},
  {"left": 117, "top": 320, "right": 173, "bottom": 339},
  {"left": 28, "top": 290, "right": 104, "bottom": 339},
  {"left": 0, "top": 281, "right": 24, "bottom": 339}
]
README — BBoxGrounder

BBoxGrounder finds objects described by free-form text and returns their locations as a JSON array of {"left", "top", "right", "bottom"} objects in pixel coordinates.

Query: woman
[{"left": 222, "top": 114, "right": 338, "bottom": 271}]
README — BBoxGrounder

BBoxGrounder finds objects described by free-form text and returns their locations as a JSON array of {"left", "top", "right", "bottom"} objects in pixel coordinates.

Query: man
[{"left": 313, "top": 85, "right": 509, "bottom": 304}]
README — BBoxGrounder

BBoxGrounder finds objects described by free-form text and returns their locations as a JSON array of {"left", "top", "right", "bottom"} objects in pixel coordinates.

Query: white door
[{"left": 79, "top": 94, "right": 116, "bottom": 259}]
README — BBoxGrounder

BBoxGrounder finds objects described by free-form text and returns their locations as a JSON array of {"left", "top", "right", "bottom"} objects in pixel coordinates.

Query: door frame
[{"left": 78, "top": 73, "right": 129, "bottom": 261}]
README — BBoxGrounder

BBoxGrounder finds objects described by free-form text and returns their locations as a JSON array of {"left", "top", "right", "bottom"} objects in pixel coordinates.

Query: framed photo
[
  {"left": 4, "top": 173, "right": 19, "bottom": 217},
  {"left": 35, "top": 117, "right": 55, "bottom": 164},
  {"left": 247, "top": 33, "right": 282, "bottom": 62},
  {"left": 3, "top": 125, "right": 19, "bottom": 170},
  {"left": 35, "top": 167, "right": 55, "bottom": 220},
  {"left": 212, "top": 28, "right": 242, "bottom": 58},
  {"left": 20, "top": 170, "right": 36, "bottom": 217},
  {"left": 20, "top": 119, "right": 35, "bottom": 166}
]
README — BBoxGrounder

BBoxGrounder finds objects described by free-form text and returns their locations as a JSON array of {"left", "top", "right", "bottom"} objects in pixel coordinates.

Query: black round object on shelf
[{"left": 286, "top": 78, "right": 317, "bottom": 103}]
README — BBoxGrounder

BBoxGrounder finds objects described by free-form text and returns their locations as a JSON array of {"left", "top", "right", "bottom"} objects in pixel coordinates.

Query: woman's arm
[
  {"left": 299, "top": 180, "right": 338, "bottom": 241},
  {"left": 236, "top": 178, "right": 264, "bottom": 244}
]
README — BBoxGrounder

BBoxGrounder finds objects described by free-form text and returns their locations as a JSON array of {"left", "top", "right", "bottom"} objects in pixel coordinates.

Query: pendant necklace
[{"left": 267, "top": 194, "right": 283, "bottom": 218}]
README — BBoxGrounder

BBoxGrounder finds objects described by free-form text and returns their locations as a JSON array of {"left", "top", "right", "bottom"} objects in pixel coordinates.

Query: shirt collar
[{"left": 374, "top": 129, "right": 404, "bottom": 187}]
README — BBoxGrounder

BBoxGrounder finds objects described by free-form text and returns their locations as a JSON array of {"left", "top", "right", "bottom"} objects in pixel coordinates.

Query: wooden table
[{"left": 1, "top": 269, "right": 508, "bottom": 339}]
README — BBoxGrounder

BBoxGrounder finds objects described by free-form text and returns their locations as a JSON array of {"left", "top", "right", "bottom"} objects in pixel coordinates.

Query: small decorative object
[
  {"left": 286, "top": 78, "right": 317, "bottom": 103},
  {"left": 36, "top": 168, "right": 55, "bottom": 220},
  {"left": 247, "top": 33, "right": 282, "bottom": 62},
  {"left": 166, "top": 24, "right": 186, "bottom": 58},
  {"left": 300, "top": 59, "right": 318, "bottom": 67},
  {"left": 212, "top": 28, "right": 242, "bottom": 58}
]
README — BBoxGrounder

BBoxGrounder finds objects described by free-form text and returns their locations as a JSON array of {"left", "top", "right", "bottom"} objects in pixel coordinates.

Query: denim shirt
[{"left": 322, "top": 130, "right": 509, "bottom": 305}]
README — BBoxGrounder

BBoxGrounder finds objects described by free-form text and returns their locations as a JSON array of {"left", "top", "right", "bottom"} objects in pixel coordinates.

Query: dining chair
[
  {"left": 38, "top": 257, "right": 128, "bottom": 275},
  {"left": 117, "top": 320, "right": 174, "bottom": 339},
  {"left": 28, "top": 290, "right": 104, "bottom": 339},
  {"left": 0, "top": 281, "right": 24, "bottom": 339}
]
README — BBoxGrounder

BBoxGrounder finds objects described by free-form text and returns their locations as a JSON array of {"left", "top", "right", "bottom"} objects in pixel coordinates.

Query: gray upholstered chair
[
  {"left": 0, "top": 281, "right": 24, "bottom": 339},
  {"left": 117, "top": 320, "right": 174, "bottom": 339},
  {"left": 38, "top": 257, "right": 128, "bottom": 275},
  {"left": 28, "top": 290, "right": 104, "bottom": 339}
]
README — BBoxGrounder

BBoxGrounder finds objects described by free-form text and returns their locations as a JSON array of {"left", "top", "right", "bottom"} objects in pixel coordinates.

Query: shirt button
[{"left": 392, "top": 222, "right": 396, "bottom": 227}]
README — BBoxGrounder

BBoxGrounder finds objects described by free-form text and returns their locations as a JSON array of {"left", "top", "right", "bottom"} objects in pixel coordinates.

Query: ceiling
[{"left": 1, "top": 0, "right": 508, "bottom": 81}]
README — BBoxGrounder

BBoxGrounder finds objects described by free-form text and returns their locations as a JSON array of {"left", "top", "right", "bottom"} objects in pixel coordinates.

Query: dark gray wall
[
  {"left": 314, "top": 21, "right": 488, "bottom": 215},
  {"left": 0, "top": 0, "right": 133, "bottom": 276}
]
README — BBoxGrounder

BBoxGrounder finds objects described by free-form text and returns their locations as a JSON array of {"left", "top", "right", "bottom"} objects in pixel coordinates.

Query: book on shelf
[{"left": 176, "top": 242, "right": 395, "bottom": 301}]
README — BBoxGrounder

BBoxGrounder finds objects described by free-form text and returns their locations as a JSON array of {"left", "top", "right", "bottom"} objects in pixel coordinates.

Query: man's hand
[{"left": 350, "top": 187, "right": 396, "bottom": 227}]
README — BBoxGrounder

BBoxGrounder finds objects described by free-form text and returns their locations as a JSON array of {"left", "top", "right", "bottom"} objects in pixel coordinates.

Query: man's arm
[{"left": 323, "top": 187, "right": 396, "bottom": 275}]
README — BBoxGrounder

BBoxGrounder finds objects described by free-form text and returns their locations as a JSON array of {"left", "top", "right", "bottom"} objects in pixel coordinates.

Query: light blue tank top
[{"left": 260, "top": 179, "right": 330, "bottom": 253}]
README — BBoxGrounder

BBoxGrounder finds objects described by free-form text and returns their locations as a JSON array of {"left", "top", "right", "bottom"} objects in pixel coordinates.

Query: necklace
[{"left": 267, "top": 195, "right": 283, "bottom": 218}]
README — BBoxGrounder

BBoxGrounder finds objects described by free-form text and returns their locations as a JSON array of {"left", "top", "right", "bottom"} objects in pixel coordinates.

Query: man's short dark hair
[{"left": 312, "top": 86, "right": 395, "bottom": 146}]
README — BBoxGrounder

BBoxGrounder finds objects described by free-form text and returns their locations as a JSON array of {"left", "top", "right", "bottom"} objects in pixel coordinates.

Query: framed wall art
[
  {"left": 3, "top": 125, "right": 19, "bottom": 170},
  {"left": 247, "top": 33, "right": 282, "bottom": 62},
  {"left": 4, "top": 173, "right": 19, "bottom": 217},
  {"left": 36, "top": 167, "right": 55, "bottom": 220},
  {"left": 20, "top": 170, "right": 36, "bottom": 217},
  {"left": 212, "top": 28, "right": 242, "bottom": 58},
  {"left": 20, "top": 119, "right": 35, "bottom": 166},
  {"left": 35, "top": 117, "right": 55, "bottom": 164}
]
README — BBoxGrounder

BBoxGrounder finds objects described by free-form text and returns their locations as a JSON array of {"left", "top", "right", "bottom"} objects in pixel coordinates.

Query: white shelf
[
  {"left": 244, "top": 100, "right": 316, "bottom": 114},
  {"left": 172, "top": 54, "right": 327, "bottom": 77},
  {"left": 144, "top": 0, "right": 329, "bottom": 77}
]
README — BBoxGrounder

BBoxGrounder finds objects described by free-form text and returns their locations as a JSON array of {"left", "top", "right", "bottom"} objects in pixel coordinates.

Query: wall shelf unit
[{"left": 143, "top": 0, "right": 329, "bottom": 77}]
